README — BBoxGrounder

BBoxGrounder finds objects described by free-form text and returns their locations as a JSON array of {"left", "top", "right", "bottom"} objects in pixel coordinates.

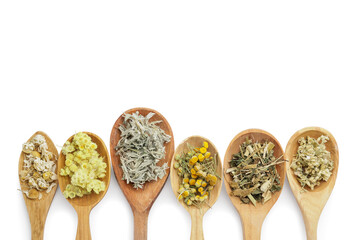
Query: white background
[{"left": 0, "top": 0, "right": 358, "bottom": 239}]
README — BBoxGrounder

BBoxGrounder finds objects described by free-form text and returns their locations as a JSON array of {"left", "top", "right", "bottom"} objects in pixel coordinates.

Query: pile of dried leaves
[{"left": 226, "top": 138, "right": 285, "bottom": 206}]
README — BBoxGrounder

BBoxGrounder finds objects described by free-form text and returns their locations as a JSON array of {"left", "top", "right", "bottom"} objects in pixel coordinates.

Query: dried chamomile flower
[
  {"left": 19, "top": 134, "right": 57, "bottom": 200},
  {"left": 175, "top": 142, "right": 219, "bottom": 207},
  {"left": 60, "top": 132, "right": 107, "bottom": 198},
  {"left": 115, "top": 111, "right": 171, "bottom": 189},
  {"left": 291, "top": 135, "right": 333, "bottom": 190}
]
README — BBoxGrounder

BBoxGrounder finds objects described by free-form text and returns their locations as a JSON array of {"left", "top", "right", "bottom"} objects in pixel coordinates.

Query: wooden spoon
[
  {"left": 285, "top": 127, "right": 339, "bottom": 240},
  {"left": 19, "top": 131, "right": 59, "bottom": 240},
  {"left": 223, "top": 129, "right": 286, "bottom": 240},
  {"left": 58, "top": 132, "right": 111, "bottom": 240},
  {"left": 170, "top": 136, "right": 223, "bottom": 240},
  {"left": 110, "top": 107, "right": 174, "bottom": 240}
]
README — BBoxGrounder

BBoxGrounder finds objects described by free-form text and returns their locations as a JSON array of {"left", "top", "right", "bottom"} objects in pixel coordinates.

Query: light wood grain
[
  {"left": 58, "top": 132, "right": 111, "bottom": 240},
  {"left": 285, "top": 127, "right": 339, "bottom": 240},
  {"left": 223, "top": 129, "right": 286, "bottom": 240},
  {"left": 170, "top": 136, "right": 223, "bottom": 240},
  {"left": 18, "top": 131, "right": 59, "bottom": 240},
  {"left": 110, "top": 107, "right": 174, "bottom": 240}
]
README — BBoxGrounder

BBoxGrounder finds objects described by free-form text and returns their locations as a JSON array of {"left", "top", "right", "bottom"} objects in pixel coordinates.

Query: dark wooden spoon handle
[{"left": 133, "top": 209, "right": 149, "bottom": 240}]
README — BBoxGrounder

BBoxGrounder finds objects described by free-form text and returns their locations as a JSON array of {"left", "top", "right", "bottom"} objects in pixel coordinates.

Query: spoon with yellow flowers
[
  {"left": 223, "top": 129, "right": 286, "bottom": 240},
  {"left": 170, "top": 136, "right": 222, "bottom": 240},
  {"left": 58, "top": 132, "right": 111, "bottom": 240},
  {"left": 285, "top": 127, "right": 338, "bottom": 240},
  {"left": 19, "top": 131, "right": 58, "bottom": 240}
]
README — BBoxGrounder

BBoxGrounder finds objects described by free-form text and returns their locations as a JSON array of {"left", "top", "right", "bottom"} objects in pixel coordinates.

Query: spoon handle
[
  {"left": 30, "top": 213, "right": 45, "bottom": 240},
  {"left": 26, "top": 199, "right": 50, "bottom": 240},
  {"left": 76, "top": 207, "right": 92, "bottom": 240},
  {"left": 133, "top": 209, "right": 149, "bottom": 240},
  {"left": 242, "top": 217, "right": 263, "bottom": 240},
  {"left": 190, "top": 211, "right": 204, "bottom": 240},
  {"left": 303, "top": 213, "right": 319, "bottom": 240}
]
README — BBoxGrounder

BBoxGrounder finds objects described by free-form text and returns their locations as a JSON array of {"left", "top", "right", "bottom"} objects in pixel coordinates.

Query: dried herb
[
  {"left": 60, "top": 132, "right": 106, "bottom": 199},
  {"left": 115, "top": 111, "right": 171, "bottom": 189},
  {"left": 174, "top": 141, "right": 220, "bottom": 207},
  {"left": 20, "top": 134, "right": 57, "bottom": 199},
  {"left": 291, "top": 135, "right": 333, "bottom": 190},
  {"left": 226, "top": 138, "right": 285, "bottom": 206}
]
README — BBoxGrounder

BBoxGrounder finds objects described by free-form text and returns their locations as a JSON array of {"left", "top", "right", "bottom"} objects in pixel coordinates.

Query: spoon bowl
[
  {"left": 223, "top": 129, "right": 286, "bottom": 240},
  {"left": 170, "top": 136, "right": 222, "bottom": 240},
  {"left": 58, "top": 132, "right": 111, "bottom": 240},
  {"left": 285, "top": 127, "right": 339, "bottom": 240},
  {"left": 18, "top": 131, "right": 58, "bottom": 240},
  {"left": 110, "top": 107, "right": 174, "bottom": 240}
]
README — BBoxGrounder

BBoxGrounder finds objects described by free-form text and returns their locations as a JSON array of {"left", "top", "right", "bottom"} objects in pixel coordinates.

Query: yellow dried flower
[
  {"left": 200, "top": 147, "right": 207, "bottom": 154},
  {"left": 43, "top": 172, "right": 51, "bottom": 181}
]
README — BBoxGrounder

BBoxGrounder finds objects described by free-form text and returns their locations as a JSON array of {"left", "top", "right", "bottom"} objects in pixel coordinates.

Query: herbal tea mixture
[
  {"left": 291, "top": 135, "right": 333, "bottom": 190},
  {"left": 20, "top": 134, "right": 57, "bottom": 199},
  {"left": 174, "top": 141, "right": 219, "bottom": 207},
  {"left": 60, "top": 132, "right": 107, "bottom": 198},
  {"left": 115, "top": 111, "right": 171, "bottom": 189},
  {"left": 226, "top": 138, "right": 285, "bottom": 206}
]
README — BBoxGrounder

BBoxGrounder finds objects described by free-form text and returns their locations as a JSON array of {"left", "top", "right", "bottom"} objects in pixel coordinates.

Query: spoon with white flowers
[
  {"left": 18, "top": 131, "right": 58, "bottom": 240},
  {"left": 285, "top": 127, "right": 339, "bottom": 240},
  {"left": 170, "top": 136, "right": 223, "bottom": 240},
  {"left": 58, "top": 132, "right": 111, "bottom": 240}
]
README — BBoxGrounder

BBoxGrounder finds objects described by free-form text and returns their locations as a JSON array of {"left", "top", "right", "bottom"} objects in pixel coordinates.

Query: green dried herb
[{"left": 226, "top": 138, "right": 285, "bottom": 206}]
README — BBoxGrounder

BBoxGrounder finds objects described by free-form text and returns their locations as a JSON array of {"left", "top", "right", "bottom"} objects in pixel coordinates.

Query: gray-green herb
[{"left": 115, "top": 111, "right": 171, "bottom": 189}]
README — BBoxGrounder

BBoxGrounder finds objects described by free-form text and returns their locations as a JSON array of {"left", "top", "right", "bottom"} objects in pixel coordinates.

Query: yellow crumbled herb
[
  {"left": 175, "top": 141, "right": 219, "bottom": 207},
  {"left": 291, "top": 135, "right": 333, "bottom": 190},
  {"left": 60, "top": 132, "right": 106, "bottom": 198}
]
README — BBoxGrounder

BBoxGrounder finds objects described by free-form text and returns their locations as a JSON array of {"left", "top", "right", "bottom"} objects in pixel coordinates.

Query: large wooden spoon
[
  {"left": 110, "top": 107, "right": 174, "bottom": 240},
  {"left": 58, "top": 132, "right": 111, "bottom": 240},
  {"left": 19, "top": 131, "right": 58, "bottom": 240},
  {"left": 223, "top": 129, "right": 286, "bottom": 240},
  {"left": 170, "top": 136, "right": 223, "bottom": 240},
  {"left": 285, "top": 127, "right": 339, "bottom": 240}
]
